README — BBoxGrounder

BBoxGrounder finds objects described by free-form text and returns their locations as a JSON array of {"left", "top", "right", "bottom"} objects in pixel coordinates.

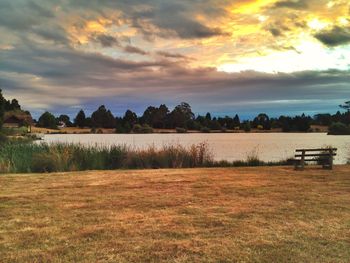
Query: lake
[{"left": 41, "top": 133, "right": 350, "bottom": 164}]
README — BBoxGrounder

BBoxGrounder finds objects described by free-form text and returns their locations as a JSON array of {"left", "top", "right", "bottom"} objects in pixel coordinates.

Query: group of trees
[
  {"left": 326, "top": 101, "right": 350, "bottom": 135},
  {"left": 2, "top": 88, "right": 348, "bottom": 135},
  {"left": 1, "top": 85, "right": 349, "bottom": 136},
  {"left": 0, "top": 89, "right": 23, "bottom": 129},
  {"left": 34, "top": 101, "right": 349, "bottom": 133}
]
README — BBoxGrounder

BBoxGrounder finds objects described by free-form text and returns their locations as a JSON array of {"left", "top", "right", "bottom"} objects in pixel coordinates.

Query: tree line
[
  {"left": 36, "top": 101, "right": 350, "bottom": 134},
  {"left": 1, "top": 89, "right": 349, "bottom": 134}
]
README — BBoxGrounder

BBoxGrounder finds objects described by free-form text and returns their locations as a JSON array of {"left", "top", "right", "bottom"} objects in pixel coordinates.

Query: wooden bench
[{"left": 294, "top": 148, "right": 337, "bottom": 170}]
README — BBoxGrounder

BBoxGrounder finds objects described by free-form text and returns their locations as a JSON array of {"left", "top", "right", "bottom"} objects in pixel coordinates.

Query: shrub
[
  {"left": 328, "top": 122, "right": 350, "bottom": 135},
  {"left": 132, "top": 124, "right": 142, "bottom": 133},
  {"left": 141, "top": 124, "right": 154, "bottom": 134},
  {"left": 133, "top": 124, "right": 154, "bottom": 134},
  {"left": 200, "top": 127, "right": 210, "bottom": 133},
  {"left": 245, "top": 148, "right": 263, "bottom": 166},
  {"left": 176, "top": 127, "right": 187, "bottom": 133},
  {"left": 242, "top": 122, "right": 251, "bottom": 132}
]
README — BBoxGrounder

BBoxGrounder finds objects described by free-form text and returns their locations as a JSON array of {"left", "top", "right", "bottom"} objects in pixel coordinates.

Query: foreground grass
[{"left": 0, "top": 166, "right": 349, "bottom": 262}]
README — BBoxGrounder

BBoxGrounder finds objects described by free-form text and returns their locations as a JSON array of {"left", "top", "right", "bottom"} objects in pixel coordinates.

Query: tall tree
[
  {"left": 123, "top": 110, "right": 138, "bottom": 126},
  {"left": 253, "top": 113, "right": 271, "bottom": 130},
  {"left": 141, "top": 106, "right": 157, "bottom": 126},
  {"left": 169, "top": 102, "right": 194, "bottom": 128},
  {"left": 141, "top": 104, "right": 169, "bottom": 128},
  {"left": 233, "top": 114, "right": 240, "bottom": 128},
  {"left": 205, "top": 112, "right": 212, "bottom": 121},
  {"left": 91, "top": 105, "right": 116, "bottom": 128},
  {"left": 10, "top": 99, "right": 21, "bottom": 110},
  {"left": 74, "top": 110, "right": 86, "bottom": 128},
  {"left": 38, "top": 112, "right": 57, "bottom": 129}
]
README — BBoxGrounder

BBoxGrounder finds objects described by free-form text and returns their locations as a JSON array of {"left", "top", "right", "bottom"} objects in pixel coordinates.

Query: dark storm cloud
[
  {"left": 123, "top": 45, "right": 149, "bottom": 55},
  {"left": 58, "top": 0, "right": 228, "bottom": 39},
  {"left": 32, "top": 25, "right": 69, "bottom": 45},
  {"left": 314, "top": 26, "right": 350, "bottom": 47},
  {"left": 156, "top": 51, "right": 190, "bottom": 59},
  {"left": 0, "top": 0, "right": 227, "bottom": 42},
  {"left": 92, "top": 34, "right": 120, "bottom": 47},
  {"left": 124, "top": 1, "right": 227, "bottom": 39},
  {"left": 0, "top": 0, "right": 55, "bottom": 31}
]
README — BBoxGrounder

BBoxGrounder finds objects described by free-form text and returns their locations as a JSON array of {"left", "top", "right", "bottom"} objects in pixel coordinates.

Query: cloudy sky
[{"left": 0, "top": 0, "right": 349, "bottom": 118}]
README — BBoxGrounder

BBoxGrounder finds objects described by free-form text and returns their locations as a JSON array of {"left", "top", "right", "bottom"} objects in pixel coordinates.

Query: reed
[{"left": 0, "top": 141, "right": 289, "bottom": 173}]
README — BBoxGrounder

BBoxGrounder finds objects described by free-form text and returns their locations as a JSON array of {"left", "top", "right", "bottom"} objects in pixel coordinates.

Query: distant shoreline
[{"left": 31, "top": 125, "right": 329, "bottom": 135}]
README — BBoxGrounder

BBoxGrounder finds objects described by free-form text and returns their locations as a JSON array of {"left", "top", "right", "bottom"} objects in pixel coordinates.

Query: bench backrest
[
  {"left": 295, "top": 148, "right": 337, "bottom": 152},
  {"left": 295, "top": 148, "right": 337, "bottom": 160}
]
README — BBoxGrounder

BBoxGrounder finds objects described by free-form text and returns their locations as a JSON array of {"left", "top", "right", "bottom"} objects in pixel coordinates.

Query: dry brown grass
[{"left": 1, "top": 166, "right": 349, "bottom": 262}]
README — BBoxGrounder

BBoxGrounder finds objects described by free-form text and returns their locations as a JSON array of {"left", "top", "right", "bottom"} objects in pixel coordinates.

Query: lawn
[{"left": 0, "top": 166, "right": 349, "bottom": 262}]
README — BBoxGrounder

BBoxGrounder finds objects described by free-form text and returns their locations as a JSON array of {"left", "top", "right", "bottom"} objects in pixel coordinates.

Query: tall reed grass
[
  {"left": 0, "top": 140, "right": 290, "bottom": 173},
  {"left": 0, "top": 142, "right": 215, "bottom": 173}
]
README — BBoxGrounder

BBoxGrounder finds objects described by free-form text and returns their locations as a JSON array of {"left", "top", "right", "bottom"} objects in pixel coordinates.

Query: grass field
[{"left": 1, "top": 166, "right": 349, "bottom": 262}]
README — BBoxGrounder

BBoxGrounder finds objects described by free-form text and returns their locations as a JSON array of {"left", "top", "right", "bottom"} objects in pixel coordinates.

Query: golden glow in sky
[{"left": 64, "top": 0, "right": 350, "bottom": 74}]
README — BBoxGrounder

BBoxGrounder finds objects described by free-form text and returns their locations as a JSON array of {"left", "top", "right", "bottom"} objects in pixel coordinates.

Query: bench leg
[
  {"left": 322, "top": 152, "right": 333, "bottom": 170},
  {"left": 294, "top": 161, "right": 304, "bottom": 171},
  {"left": 329, "top": 152, "right": 333, "bottom": 170}
]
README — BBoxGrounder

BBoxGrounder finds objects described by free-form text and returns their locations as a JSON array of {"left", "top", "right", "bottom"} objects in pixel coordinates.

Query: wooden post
[
  {"left": 329, "top": 149, "right": 333, "bottom": 170},
  {"left": 301, "top": 150, "right": 305, "bottom": 170}
]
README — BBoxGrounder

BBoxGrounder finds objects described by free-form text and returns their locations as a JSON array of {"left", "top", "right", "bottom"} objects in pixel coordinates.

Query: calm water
[{"left": 41, "top": 133, "right": 350, "bottom": 164}]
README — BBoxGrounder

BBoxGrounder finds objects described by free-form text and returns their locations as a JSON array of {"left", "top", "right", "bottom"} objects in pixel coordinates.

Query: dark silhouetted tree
[
  {"left": 205, "top": 112, "right": 212, "bottom": 121},
  {"left": 339, "top": 101, "right": 350, "bottom": 112},
  {"left": 169, "top": 102, "right": 194, "bottom": 128},
  {"left": 10, "top": 99, "right": 21, "bottom": 110},
  {"left": 253, "top": 113, "right": 271, "bottom": 130},
  {"left": 74, "top": 110, "right": 86, "bottom": 128},
  {"left": 233, "top": 114, "right": 240, "bottom": 128},
  {"left": 123, "top": 110, "right": 138, "bottom": 127},
  {"left": 38, "top": 112, "right": 57, "bottom": 129},
  {"left": 141, "top": 104, "right": 169, "bottom": 128},
  {"left": 91, "top": 105, "right": 116, "bottom": 128}
]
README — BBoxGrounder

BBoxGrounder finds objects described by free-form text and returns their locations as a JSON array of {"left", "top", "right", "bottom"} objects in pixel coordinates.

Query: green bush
[
  {"left": 200, "top": 127, "right": 211, "bottom": 133},
  {"left": 176, "top": 127, "right": 187, "bottom": 133},
  {"left": 133, "top": 124, "right": 154, "bottom": 134},
  {"left": 242, "top": 122, "right": 251, "bottom": 132},
  {"left": 328, "top": 122, "right": 350, "bottom": 135}
]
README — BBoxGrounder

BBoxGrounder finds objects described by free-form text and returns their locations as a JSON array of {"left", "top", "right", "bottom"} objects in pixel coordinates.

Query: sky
[{"left": 0, "top": 0, "right": 349, "bottom": 119}]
